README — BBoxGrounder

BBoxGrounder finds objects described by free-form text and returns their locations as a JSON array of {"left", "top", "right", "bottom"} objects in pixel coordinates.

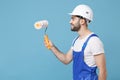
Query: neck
[{"left": 78, "top": 25, "right": 92, "bottom": 39}]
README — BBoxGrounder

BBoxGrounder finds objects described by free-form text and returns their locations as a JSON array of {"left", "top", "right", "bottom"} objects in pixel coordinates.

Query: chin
[{"left": 71, "top": 29, "right": 76, "bottom": 32}]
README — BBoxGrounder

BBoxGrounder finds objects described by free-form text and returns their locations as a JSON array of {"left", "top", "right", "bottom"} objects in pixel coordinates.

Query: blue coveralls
[{"left": 73, "top": 34, "right": 98, "bottom": 80}]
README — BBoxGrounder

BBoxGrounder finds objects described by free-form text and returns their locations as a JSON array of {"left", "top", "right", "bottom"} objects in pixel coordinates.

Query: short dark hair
[{"left": 76, "top": 15, "right": 91, "bottom": 23}]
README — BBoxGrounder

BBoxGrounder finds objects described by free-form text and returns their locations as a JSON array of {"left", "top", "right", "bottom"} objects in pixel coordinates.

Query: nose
[{"left": 69, "top": 19, "right": 72, "bottom": 24}]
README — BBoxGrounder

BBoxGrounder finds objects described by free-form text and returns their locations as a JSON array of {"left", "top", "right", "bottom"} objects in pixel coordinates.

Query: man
[{"left": 44, "top": 4, "right": 107, "bottom": 80}]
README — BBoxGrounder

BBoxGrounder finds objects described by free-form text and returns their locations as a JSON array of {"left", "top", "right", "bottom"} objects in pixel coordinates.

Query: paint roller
[{"left": 34, "top": 20, "right": 51, "bottom": 49}]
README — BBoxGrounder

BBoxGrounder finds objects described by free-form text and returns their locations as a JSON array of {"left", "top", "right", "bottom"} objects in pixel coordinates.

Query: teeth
[{"left": 34, "top": 20, "right": 48, "bottom": 30}]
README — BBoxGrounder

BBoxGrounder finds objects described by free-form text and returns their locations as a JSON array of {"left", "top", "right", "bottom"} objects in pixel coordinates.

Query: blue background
[{"left": 0, "top": 0, "right": 120, "bottom": 80}]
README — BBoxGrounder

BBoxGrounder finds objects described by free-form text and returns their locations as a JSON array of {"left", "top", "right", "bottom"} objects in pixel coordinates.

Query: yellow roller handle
[{"left": 44, "top": 34, "right": 51, "bottom": 49}]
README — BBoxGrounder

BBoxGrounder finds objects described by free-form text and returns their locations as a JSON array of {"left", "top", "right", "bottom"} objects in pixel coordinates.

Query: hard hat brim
[
  {"left": 68, "top": 13, "right": 82, "bottom": 17},
  {"left": 68, "top": 13, "right": 72, "bottom": 15},
  {"left": 68, "top": 13, "right": 77, "bottom": 15}
]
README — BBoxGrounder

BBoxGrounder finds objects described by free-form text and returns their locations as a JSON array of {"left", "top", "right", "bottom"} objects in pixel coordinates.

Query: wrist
[{"left": 50, "top": 44, "right": 55, "bottom": 50}]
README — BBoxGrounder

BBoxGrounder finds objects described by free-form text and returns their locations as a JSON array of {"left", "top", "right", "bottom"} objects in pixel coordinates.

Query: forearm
[{"left": 50, "top": 45, "right": 67, "bottom": 64}]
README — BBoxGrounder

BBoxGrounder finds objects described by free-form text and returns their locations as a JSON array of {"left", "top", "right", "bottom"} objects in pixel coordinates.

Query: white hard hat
[{"left": 69, "top": 4, "right": 93, "bottom": 21}]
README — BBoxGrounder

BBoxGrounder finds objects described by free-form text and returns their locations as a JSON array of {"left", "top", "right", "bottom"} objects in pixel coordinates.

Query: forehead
[{"left": 71, "top": 15, "right": 79, "bottom": 19}]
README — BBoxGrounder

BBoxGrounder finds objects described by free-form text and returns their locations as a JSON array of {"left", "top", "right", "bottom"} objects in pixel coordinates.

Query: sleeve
[
  {"left": 71, "top": 36, "right": 79, "bottom": 50},
  {"left": 89, "top": 37, "right": 105, "bottom": 55},
  {"left": 71, "top": 39, "right": 75, "bottom": 50}
]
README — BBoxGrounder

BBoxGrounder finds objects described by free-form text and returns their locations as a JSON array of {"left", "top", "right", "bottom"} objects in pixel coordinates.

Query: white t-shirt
[{"left": 71, "top": 33, "right": 104, "bottom": 67}]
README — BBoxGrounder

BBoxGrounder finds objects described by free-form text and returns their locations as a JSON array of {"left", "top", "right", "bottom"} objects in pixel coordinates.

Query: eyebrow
[{"left": 71, "top": 16, "right": 77, "bottom": 19}]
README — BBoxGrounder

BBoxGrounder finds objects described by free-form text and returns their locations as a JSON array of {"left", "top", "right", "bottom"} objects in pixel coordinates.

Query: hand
[{"left": 44, "top": 35, "right": 53, "bottom": 49}]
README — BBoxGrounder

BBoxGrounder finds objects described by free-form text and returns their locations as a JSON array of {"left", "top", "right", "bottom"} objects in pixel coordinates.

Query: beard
[{"left": 71, "top": 23, "right": 81, "bottom": 32}]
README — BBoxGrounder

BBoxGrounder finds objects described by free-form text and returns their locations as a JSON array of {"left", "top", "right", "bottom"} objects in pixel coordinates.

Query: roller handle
[{"left": 44, "top": 34, "right": 51, "bottom": 49}]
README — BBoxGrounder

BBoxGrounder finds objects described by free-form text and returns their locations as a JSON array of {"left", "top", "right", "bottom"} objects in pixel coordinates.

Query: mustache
[{"left": 70, "top": 23, "right": 74, "bottom": 26}]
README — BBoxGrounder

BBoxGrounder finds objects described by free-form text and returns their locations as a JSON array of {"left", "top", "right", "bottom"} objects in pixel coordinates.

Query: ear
[{"left": 80, "top": 19, "right": 86, "bottom": 25}]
